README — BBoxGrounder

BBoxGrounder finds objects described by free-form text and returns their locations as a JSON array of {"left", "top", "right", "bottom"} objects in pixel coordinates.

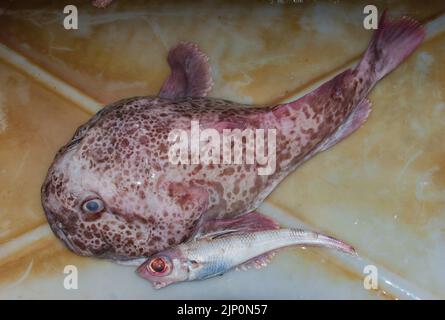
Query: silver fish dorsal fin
[{"left": 191, "top": 211, "right": 280, "bottom": 241}]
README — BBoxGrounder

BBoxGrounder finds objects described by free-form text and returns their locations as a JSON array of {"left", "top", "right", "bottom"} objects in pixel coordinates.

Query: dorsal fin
[{"left": 159, "top": 42, "right": 214, "bottom": 99}]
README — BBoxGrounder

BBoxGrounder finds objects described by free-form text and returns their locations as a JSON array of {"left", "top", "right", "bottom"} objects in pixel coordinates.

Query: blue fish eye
[{"left": 82, "top": 199, "right": 104, "bottom": 214}]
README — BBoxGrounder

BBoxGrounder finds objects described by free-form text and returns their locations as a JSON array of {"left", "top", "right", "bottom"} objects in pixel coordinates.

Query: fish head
[
  {"left": 41, "top": 139, "right": 173, "bottom": 259},
  {"left": 136, "top": 247, "right": 189, "bottom": 289},
  {"left": 41, "top": 142, "right": 134, "bottom": 258},
  {"left": 41, "top": 101, "right": 208, "bottom": 260},
  {"left": 40, "top": 125, "right": 161, "bottom": 259}
]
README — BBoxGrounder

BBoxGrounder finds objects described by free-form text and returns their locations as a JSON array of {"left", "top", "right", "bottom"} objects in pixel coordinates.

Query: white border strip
[
  {"left": 0, "top": 225, "right": 52, "bottom": 262},
  {"left": 0, "top": 44, "right": 102, "bottom": 114}
]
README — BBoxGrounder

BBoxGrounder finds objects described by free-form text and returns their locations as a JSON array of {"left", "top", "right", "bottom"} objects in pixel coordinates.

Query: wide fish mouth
[
  {"left": 41, "top": 195, "right": 146, "bottom": 260},
  {"left": 43, "top": 206, "right": 77, "bottom": 253}
]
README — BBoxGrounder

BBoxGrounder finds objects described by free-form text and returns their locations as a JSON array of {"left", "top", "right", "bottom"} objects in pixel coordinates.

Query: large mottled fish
[
  {"left": 137, "top": 227, "right": 357, "bottom": 289},
  {"left": 41, "top": 12, "right": 424, "bottom": 264}
]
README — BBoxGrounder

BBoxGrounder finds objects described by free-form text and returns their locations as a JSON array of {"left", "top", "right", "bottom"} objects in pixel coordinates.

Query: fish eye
[
  {"left": 148, "top": 256, "right": 171, "bottom": 276},
  {"left": 81, "top": 198, "right": 104, "bottom": 214}
]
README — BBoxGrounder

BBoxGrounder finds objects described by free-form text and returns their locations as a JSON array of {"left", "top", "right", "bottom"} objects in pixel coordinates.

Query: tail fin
[{"left": 357, "top": 10, "right": 425, "bottom": 81}]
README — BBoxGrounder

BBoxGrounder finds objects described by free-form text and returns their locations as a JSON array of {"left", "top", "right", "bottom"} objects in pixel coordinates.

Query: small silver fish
[{"left": 136, "top": 229, "right": 356, "bottom": 289}]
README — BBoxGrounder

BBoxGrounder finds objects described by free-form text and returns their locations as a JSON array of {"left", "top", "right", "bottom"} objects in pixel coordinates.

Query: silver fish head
[{"left": 136, "top": 247, "right": 189, "bottom": 289}]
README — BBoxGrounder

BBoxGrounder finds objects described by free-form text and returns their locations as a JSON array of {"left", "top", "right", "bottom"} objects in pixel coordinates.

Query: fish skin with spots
[{"left": 41, "top": 12, "right": 424, "bottom": 265}]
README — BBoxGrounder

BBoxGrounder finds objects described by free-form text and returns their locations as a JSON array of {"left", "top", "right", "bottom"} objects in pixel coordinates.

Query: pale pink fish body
[
  {"left": 136, "top": 228, "right": 357, "bottom": 289},
  {"left": 41, "top": 13, "right": 424, "bottom": 263}
]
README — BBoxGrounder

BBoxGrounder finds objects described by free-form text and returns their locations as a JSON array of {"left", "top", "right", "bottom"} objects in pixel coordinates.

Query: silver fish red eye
[
  {"left": 148, "top": 256, "right": 171, "bottom": 275},
  {"left": 81, "top": 198, "right": 104, "bottom": 214}
]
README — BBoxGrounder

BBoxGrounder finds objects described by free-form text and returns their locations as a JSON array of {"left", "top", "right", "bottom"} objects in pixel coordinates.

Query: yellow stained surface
[
  {"left": 0, "top": 0, "right": 444, "bottom": 299},
  {"left": 1, "top": 0, "right": 444, "bottom": 105},
  {"left": 0, "top": 233, "right": 387, "bottom": 299},
  {"left": 0, "top": 62, "right": 89, "bottom": 244},
  {"left": 269, "top": 33, "right": 445, "bottom": 297}
]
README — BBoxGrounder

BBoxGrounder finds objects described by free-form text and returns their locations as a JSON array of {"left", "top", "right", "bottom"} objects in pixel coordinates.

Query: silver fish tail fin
[
  {"left": 314, "top": 233, "right": 357, "bottom": 256},
  {"left": 357, "top": 10, "right": 425, "bottom": 82},
  {"left": 285, "top": 229, "right": 357, "bottom": 256}
]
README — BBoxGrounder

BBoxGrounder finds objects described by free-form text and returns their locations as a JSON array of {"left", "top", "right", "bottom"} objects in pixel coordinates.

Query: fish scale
[{"left": 184, "top": 230, "right": 353, "bottom": 271}]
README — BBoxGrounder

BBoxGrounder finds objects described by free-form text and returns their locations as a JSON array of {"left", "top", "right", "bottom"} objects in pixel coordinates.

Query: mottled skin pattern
[
  {"left": 40, "top": 75, "right": 374, "bottom": 259},
  {"left": 41, "top": 12, "right": 425, "bottom": 261}
]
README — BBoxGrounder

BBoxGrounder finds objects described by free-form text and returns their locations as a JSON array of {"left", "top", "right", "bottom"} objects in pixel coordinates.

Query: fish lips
[{"left": 41, "top": 203, "right": 80, "bottom": 254}]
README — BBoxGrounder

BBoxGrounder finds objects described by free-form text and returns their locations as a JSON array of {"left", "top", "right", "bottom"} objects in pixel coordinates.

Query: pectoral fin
[
  {"left": 166, "top": 182, "right": 209, "bottom": 215},
  {"left": 192, "top": 211, "right": 280, "bottom": 240}
]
